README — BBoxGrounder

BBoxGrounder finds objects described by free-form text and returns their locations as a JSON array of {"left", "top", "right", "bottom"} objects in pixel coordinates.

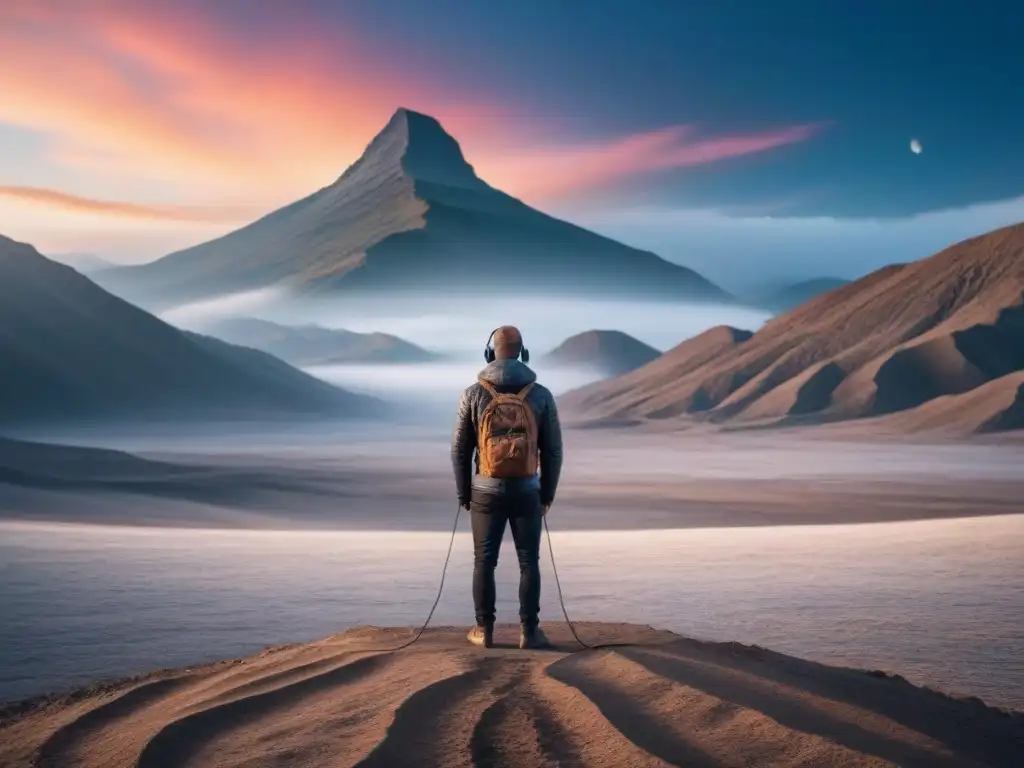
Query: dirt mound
[{"left": 3, "top": 622, "right": 1020, "bottom": 768}]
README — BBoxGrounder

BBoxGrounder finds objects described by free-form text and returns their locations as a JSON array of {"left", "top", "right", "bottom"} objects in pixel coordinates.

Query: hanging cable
[
  {"left": 543, "top": 515, "right": 637, "bottom": 652},
  {"left": 379, "top": 503, "right": 461, "bottom": 652},
  {"left": 374, "top": 504, "right": 637, "bottom": 654}
]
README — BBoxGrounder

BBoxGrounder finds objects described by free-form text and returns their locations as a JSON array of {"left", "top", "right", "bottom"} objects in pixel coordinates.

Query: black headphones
[{"left": 484, "top": 327, "right": 530, "bottom": 364}]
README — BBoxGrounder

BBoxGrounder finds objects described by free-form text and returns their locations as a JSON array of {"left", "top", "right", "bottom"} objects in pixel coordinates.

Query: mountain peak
[
  {"left": 354, "top": 107, "right": 486, "bottom": 190},
  {"left": 93, "top": 109, "right": 734, "bottom": 308}
]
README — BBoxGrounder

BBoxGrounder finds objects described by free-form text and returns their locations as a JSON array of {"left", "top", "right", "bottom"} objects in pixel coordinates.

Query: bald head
[{"left": 491, "top": 325, "right": 523, "bottom": 360}]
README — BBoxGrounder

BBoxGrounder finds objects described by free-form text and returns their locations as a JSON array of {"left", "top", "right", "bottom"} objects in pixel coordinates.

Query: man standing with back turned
[{"left": 451, "top": 325, "right": 564, "bottom": 649}]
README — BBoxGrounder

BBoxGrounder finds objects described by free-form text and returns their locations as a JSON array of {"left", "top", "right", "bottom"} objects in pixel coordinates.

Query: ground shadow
[{"left": 619, "top": 641, "right": 1023, "bottom": 767}]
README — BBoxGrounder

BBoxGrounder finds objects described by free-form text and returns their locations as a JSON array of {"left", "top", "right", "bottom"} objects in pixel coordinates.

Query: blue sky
[
  {"left": 340, "top": 0, "right": 1024, "bottom": 217},
  {"left": 1, "top": 0, "right": 1022, "bottom": 290}
]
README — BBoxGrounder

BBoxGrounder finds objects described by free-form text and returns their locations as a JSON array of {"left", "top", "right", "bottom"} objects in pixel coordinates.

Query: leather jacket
[{"left": 450, "top": 359, "right": 563, "bottom": 506}]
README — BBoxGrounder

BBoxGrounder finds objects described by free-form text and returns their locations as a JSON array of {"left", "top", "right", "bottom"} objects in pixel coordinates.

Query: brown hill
[
  {"left": 94, "top": 109, "right": 731, "bottom": 310},
  {"left": 562, "top": 326, "right": 753, "bottom": 421},
  {"left": 562, "top": 223, "right": 1024, "bottom": 433},
  {"left": 861, "top": 371, "right": 1024, "bottom": 436},
  {"left": 0, "top": 235, "right": 380, "bottom": 427},
  {"left": 543, "top": 330, "right": 660, "bottom": 378}
]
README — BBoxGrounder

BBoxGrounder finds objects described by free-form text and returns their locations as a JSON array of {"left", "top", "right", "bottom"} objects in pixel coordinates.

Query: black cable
[
  {"left": 543, "top": 515, "right": 636, "bottom": 651},
  {"left": 374, "top": 503, "right": 633, "bottom": 654},
  {"left": 380, "top": 503, "right": 462, "bottom": 652}
]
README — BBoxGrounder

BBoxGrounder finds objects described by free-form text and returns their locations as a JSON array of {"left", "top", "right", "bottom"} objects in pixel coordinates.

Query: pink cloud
[
  {"left": 0, "top": 3, "right": 509, "bottom": 197},
  {"left": 0, "top": 2, "right": 823, "bottom": 212},
  {"left": 476, "top": 123, "right": 823, "bottom": 202}
]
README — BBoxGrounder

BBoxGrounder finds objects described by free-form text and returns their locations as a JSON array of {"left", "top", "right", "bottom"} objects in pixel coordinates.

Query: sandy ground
[
  {"left": 1, "top": 427, "right": 1022, "bottom": 530},
  {"left": 1, "top": 622, "right": 1021, "bottom": 768}
]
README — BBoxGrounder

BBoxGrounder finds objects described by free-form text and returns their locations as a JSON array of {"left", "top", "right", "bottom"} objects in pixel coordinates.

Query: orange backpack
[{"left": 476, "top": 379, "right": 539, "bottom": 478}]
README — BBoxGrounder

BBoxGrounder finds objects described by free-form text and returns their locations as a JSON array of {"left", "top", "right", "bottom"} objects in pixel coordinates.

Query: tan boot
[
  {"left": 519, "top": 624, "right": 550, "bottom": 650},
  {"left": 467, "top": 624, "right": 494, "bottom": 648}
]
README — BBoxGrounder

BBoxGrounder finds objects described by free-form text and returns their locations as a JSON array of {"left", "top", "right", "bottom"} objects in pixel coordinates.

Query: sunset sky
[{"left": 2, "top": 0, "right": 1023, "bottom": 290}]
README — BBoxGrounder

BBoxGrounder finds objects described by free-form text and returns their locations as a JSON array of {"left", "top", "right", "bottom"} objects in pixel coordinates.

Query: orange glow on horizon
[{"left": 0, "top": 186, "right": 265, "bottom": 223}]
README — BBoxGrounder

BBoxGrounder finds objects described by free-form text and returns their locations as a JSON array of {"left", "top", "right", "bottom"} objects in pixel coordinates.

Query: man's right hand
[{"left": 541, "top": 504, "right": 550, "bottom": 517}]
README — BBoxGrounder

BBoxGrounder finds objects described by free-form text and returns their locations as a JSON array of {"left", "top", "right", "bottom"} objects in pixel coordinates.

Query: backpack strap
[{"left": 478, "top": 378, "right": 534, "bottom": 401}]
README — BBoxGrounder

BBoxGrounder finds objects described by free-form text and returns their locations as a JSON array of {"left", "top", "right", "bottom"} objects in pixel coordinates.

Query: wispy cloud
[
  {"left": 477, "top": 123, "right": 823, "bottom": 202},
  {"left": 0, "top": 2, "right": 507, "bottom": 197},
  {"left": 0, "top": 186, "right": 264, "bottom": 223}
]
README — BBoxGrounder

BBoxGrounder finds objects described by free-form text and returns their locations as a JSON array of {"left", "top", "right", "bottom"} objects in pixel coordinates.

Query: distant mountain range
[
  {"left": 193, "top": 317, "right": 437, "bottom": 366},
  {"left": 47, "top": 252, "right": 118, "bottom": 273},
  {"left": 562, "top": 223, "right": 1024, "bottom": 435},
  {"left": 755, "top": 277, "right": 851, "bottom": 313},
  {"left": 93, "top": 108, "right": 732, "bottom": 310},
  {"left": 0, "top": 235, "right": 380, "bottom": 427},
  {"left": 543, "top": 330, "right": 661, "bottom": 378}
]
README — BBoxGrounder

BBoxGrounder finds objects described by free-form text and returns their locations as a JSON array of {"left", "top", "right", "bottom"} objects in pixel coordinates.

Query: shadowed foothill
[
  {"left": 186, "top": 316, "right": 439, "bottom": 366},
  {"left": 0, "top": 235, "right": 383, "bottom": 429}
]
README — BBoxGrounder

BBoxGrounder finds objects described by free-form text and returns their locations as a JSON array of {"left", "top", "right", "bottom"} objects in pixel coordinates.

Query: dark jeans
[{"left": 470, "top": 489, "right": 542, "bottom": 629}]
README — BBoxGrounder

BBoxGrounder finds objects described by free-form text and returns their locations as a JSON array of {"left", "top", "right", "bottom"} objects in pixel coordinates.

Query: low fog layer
[
  {"left": 164, "top": 291, "right": 769, "bottom": 354},
  {"left": 307, "top": 360, "right": 607, "bottom": 411},
  {"left": 160, "top": 292, "right": 770, "bottom": 413},
  {"left": 159, "top": 287, "right": 286, "bottom": 328},
  {"left": 294, "top": 294, "right": 771, "bottom": 355}
]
